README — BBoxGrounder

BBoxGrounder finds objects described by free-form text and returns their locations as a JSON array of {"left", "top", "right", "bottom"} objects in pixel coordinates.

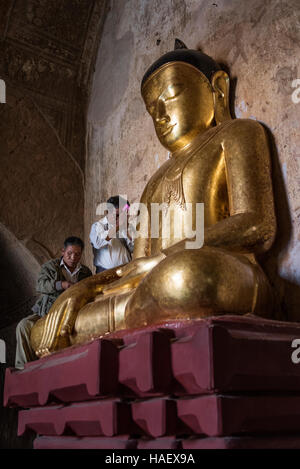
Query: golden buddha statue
[{"left": 30, "top": 42, "right": 276, "bottom": 358}]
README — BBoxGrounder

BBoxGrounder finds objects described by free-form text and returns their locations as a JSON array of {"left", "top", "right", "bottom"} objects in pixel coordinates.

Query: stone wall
[
  {"left": 0, "top": 0, "right": 109, "bottom": 331},
  {"left": 0, "top": 0, "right": 109, "bottom": 170},
  {"left": 86, "top": 0, "right": 300, "bottom": 320}
]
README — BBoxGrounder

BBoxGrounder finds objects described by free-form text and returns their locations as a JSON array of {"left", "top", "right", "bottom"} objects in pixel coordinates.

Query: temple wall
[
  {"left": 0, "top": 0, "right": 108, "bottom": 350},
  {"left": 86, "top": 0, "right": 300, "bottom": 319}
]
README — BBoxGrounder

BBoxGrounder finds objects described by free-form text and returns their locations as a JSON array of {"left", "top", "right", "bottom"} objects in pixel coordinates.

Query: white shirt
[
  {"left": 60, "top": 258, "right": 82, "bottom": 284},
  {"left": 89, "top": 217, "right": 133, "bottom": 269}
]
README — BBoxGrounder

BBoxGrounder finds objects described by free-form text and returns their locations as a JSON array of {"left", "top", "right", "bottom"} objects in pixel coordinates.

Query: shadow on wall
[
  {"left": 0, "top": 222, "right": 40, "bottom": 364},
  {"left": 259, "top": 126, "right": 300, "bottom": 322},
  {"left": 217, "top": 57, "right": 298, "bottom": 322},
  {"left": 206, "top": 55, "right": 297, "bottom": 321}
]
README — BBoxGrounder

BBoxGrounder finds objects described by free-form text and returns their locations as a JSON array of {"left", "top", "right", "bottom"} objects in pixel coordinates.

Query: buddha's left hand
[{"left": 102, "top": 252, "right": 166, "bottom": 295}]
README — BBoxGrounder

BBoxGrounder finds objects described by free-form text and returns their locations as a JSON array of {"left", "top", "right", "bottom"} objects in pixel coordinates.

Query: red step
[
  {"left": 182, "top": 435, "right": 300, "bottom": 449},
  {"left": 137, "top": 436, "right": 180, "bottom": 449},
  {"left": 170, "top": 315, "right": 300, "bottom": 395},
  {"left": 176, "top": 394, "right": 300, "bottom": 436},
  {"left": 33, "top": 435, "right": 137, "bottom": 449},
  {"left": 131, "top": 398, "right": 178, "bottom": 437},
  {"left": 18, "top": 399, "right": 134, "bottom": 437},
  {"left": 118, "top": 330, "right": 173, "bottom": 396},
  {"left": 4, "top": 339, "right": 119, "bottom": 407},
  {"left": 5, "top": 316, "right": 300, "bottom": 409}
]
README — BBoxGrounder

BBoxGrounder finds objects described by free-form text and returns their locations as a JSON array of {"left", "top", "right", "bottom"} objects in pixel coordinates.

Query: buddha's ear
[{"left": 211, "top": 70, "right": 232, "bottom": 125}]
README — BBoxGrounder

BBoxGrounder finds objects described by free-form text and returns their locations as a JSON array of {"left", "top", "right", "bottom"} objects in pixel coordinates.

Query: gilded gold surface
[{"left": 30, "top": 57, "right": 276, "bottom": 358}]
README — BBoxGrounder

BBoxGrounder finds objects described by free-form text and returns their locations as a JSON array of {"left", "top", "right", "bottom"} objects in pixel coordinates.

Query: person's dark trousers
[{"left": 96, "top": 266, "right": 106, "bottom": 274}]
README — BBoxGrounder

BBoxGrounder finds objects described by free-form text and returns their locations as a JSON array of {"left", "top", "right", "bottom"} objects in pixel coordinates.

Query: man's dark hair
[
  {"left": 63, "top": 236, "right": 84, "bottom": 250},
  {"left": 107, "top": 195, "right": 130, "bottom": 210}
]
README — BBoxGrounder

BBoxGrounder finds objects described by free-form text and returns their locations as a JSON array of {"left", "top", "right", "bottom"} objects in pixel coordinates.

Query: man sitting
[
  {"left": 89, "top": 195, "right": 134, "bottom": 273},
  {"left": 15, "top": 236, "right": 92, "bottom": 369}
]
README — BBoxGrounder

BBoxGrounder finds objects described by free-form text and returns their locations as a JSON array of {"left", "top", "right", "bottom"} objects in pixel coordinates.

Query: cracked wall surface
[
  {"left": 0, "top": 0, "right": 109, "bottom": 170},
  {"left": 0, "top": 92, "right": 84, "bottom": 264},
  {"left": 86, "top": 0, "right": 300, "bottom": 320}
]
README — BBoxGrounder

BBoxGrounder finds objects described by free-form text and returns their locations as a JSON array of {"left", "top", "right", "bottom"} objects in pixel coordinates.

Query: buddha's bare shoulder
[
  {"left": 221, "top": 118, "right": 268, "bottom": 142},
  {"left": 218, "top": 119, "right": 271, "bottom": 173},
  {"left": 187, "top": 119, "right": 267, "bottom": 158}
]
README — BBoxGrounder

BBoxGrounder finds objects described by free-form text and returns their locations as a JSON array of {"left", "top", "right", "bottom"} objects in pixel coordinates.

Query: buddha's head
[{"left": 141, "top": 41, "right": 231, "bottom": 152}]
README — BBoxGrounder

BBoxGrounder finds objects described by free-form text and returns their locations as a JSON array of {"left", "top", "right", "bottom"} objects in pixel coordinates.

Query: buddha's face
[{"left": 142, "top": 62, "right": 215, "bottom": 152}]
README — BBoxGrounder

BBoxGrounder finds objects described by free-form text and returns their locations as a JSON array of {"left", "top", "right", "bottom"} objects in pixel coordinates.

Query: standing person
[
  {"left": 90, "top": 195, "right": 134, "bottom": 273},
  {"left": 15, "top": 236, "right": 92, "bottom": 369}
]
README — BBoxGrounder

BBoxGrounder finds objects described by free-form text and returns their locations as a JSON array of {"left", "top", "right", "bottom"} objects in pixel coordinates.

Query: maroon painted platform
[
  {"left": 4, "top": 339, "right": 119, "bottom": 407},
  {"left": 18, "top": 394, "right": 300, "bottom": 438},
  {"left": 131, "top": 398, "right": 179, "bottom": 437},
  {"left": 176, "top": 394, "right": 300, "bottom": 436},
  {"left": 5, "top": 315, "right": 300, "bottom": 407},
  {"left": 181, "top": 435, "right": 300, "bottom": 449},
  {"left": 18, "top": 399, "right": 135, "bottom": 437},
  {"left": 137, "top": 436, "right": 181, "bottom": 449},
  {"left": 5, "top": 315, "right": 300, "bottom": 449},
  {"left": 33, "top": 435, "right": 138, "bottom": 449},
  {"left": 33, "top": 435, "right": 300, "bottom": 450}
]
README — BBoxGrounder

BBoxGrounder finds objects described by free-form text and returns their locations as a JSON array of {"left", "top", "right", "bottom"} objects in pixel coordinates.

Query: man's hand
[
  {"left": 105, "top": 214, "right": 120, "bottom": 240},
  {"left": 62, "top": 281, "right": 72, "bottom": 290}
]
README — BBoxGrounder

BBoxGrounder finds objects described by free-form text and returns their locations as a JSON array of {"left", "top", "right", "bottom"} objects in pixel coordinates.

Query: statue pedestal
[{"left": 4, "top": 315, "right": 300, "bottom": 449}]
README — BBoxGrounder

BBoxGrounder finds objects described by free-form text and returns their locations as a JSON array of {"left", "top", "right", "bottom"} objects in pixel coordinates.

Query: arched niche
[{"left": 0, "top": 222, "right": 40, "bottom": 330}]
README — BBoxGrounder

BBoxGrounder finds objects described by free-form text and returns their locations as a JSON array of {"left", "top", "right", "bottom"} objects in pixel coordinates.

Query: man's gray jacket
[{"left": 32, "top": 258, "right": 92, "bottom": 317}]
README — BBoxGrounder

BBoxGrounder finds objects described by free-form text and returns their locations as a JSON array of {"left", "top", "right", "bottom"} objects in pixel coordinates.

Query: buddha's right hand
[
  {"left": 35, "top": 269, "right": 121, "bottom": 356},
  {"left": 35, "top": 287, "right": 89, "bottom": 357}
]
